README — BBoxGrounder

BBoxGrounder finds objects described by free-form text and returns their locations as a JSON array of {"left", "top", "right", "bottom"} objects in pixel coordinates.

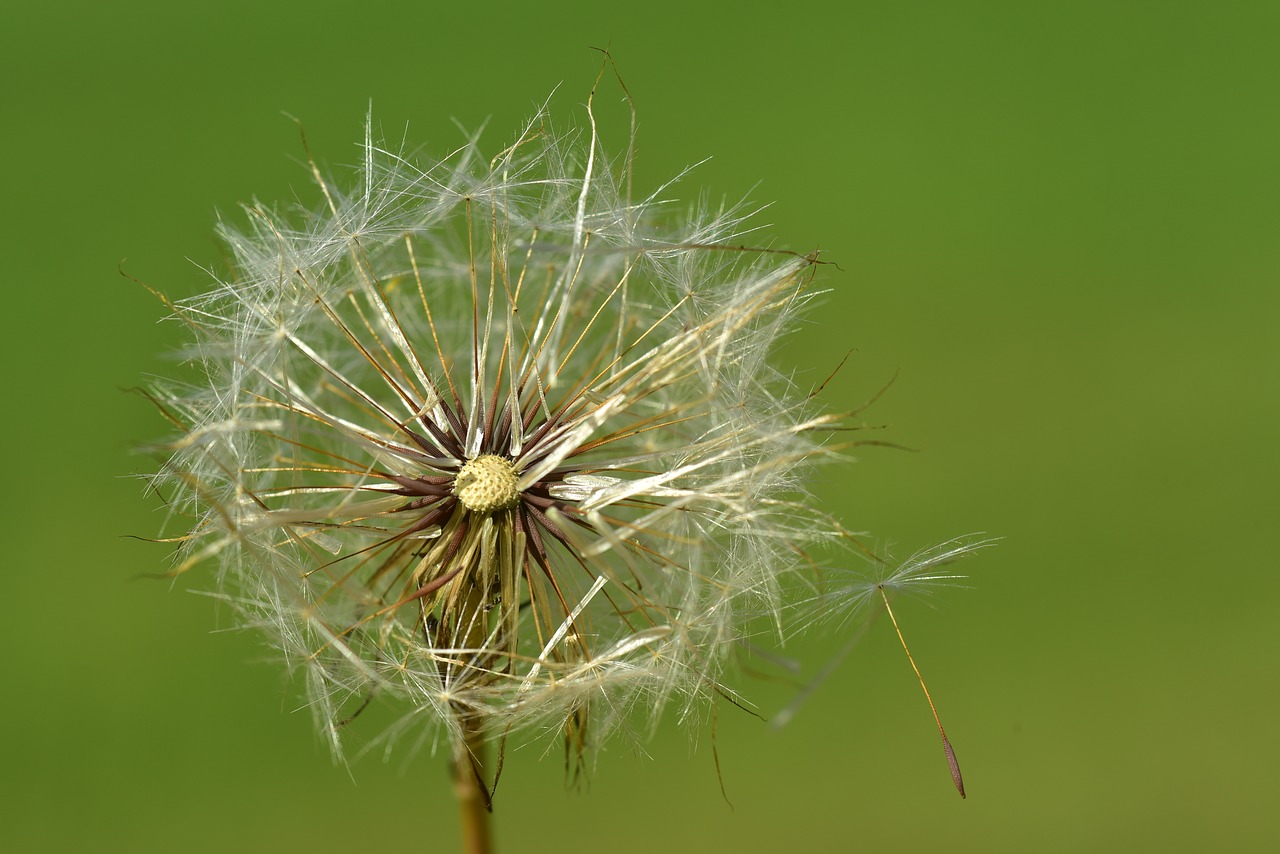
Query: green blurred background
[{"left": 4, "top": 1, "right": 1277, "bottom": 851}]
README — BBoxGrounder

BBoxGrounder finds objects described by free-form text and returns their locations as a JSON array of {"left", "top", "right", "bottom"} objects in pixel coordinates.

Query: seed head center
[{"left": 453, "top": 455, "right": 521, "bottom": 513}]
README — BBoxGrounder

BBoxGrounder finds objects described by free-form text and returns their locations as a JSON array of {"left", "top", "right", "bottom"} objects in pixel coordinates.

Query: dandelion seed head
[{"left": 141, "top": 79, "right": 976, "bottom": 788}]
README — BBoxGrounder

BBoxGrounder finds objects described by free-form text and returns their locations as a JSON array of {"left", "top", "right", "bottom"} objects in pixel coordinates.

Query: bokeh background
[{"left": 4, "top": 1, "right": 1277, "bottom": 851}]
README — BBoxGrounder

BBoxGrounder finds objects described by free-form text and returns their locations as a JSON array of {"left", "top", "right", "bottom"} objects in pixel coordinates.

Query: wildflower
[
  {"left": 147, "top": 85, "right": 842, "bottom": 761},
  {"left": 143, "top": 73, "right": 976, "bottom": 848}
]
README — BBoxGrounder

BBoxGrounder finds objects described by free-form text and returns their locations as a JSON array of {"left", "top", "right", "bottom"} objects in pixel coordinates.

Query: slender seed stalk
[{"left": 880, "top": 587, "right": 966, "bottom": 798}]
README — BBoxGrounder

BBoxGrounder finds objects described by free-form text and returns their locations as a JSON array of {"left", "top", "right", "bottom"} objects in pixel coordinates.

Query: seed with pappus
[{"left": 141, "top": 72, "right": 981, "bottom": 852}]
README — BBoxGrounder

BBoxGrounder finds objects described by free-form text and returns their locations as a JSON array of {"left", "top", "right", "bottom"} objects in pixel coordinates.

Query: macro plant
[{"left": 141, "top": 65, "right": 984, "bottom": 853}]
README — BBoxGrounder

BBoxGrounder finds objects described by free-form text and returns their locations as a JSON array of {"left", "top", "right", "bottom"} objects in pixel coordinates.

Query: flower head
[{"left": 146, "top": 88, "right": 901, "bottom": 782}]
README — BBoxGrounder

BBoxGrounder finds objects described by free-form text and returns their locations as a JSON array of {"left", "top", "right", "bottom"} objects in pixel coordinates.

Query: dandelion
[{"left": 142, "top": 66, "right": 980, "bottom": 852}]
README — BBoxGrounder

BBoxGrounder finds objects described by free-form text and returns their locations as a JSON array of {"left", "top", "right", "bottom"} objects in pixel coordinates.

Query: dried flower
[{"left": 143, "top": 73, "right": 978, "bottom": 834}]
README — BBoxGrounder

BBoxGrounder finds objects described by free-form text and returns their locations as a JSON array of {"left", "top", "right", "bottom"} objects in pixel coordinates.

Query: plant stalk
[
  {"left": 454, "top": 721, "right": 492, "bottom": 854},
  {"left": 453, "top": 580, "right": 494, "bottom": 854}
]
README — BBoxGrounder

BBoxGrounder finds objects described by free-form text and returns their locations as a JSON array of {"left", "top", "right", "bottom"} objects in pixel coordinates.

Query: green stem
[
  {"left": 453, "top": 579, "right": 494, "bottom": 854},
  {"left": 454, "top": 721, "right": 492, "bottom": 854}
]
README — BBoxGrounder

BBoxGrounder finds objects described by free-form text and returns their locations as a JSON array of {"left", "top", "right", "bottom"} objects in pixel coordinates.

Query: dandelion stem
[
  {"left": 454, "top": 722, "right": 493, "bottom": 854},
  {"left": 453, "top": 583, "right": 495, "bottom": 854}
]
